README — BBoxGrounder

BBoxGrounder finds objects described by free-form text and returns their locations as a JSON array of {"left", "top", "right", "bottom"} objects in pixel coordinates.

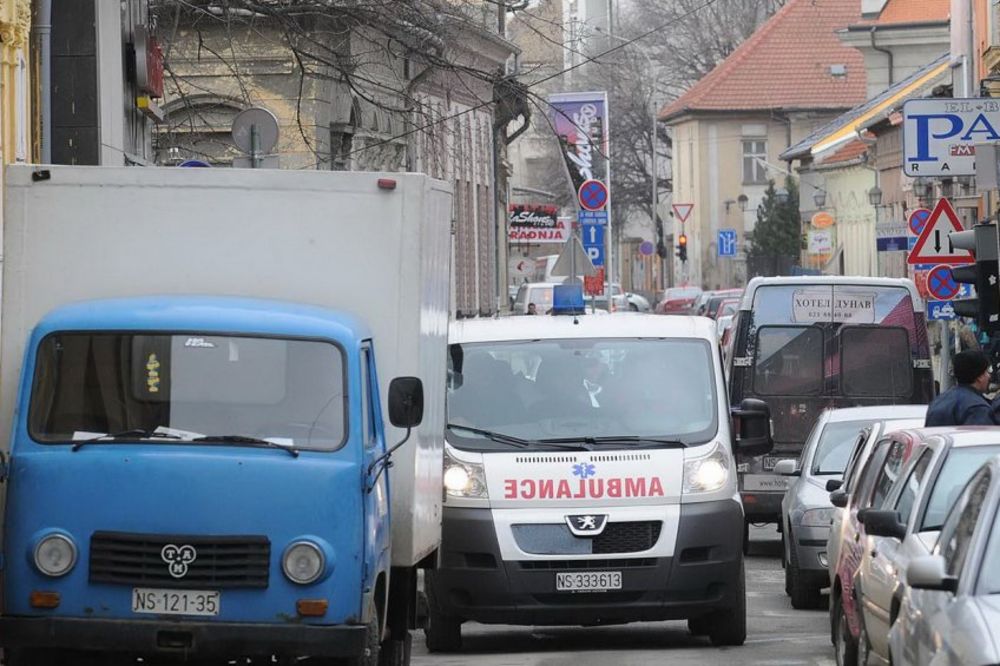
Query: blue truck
[{"left": 0, "top": 165, "right": 453, "bottom": 666}]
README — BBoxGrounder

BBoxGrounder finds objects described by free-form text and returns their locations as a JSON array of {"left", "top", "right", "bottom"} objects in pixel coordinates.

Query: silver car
[
  {"left": 776, "top": 406, "right": 926, "bottom": 610},
  {"left": 890, "top": 453, "right": 1000, "bottom": 666}
]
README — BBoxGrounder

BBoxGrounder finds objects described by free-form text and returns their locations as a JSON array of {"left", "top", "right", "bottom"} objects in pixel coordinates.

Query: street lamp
[
  {"left": 775, "top": 187, "right": 790, "bottom": 204},
  {"left": 813, "top": 190, "right": 827, "bottom": 209},
  {"left": 737, "top": 194, "right": 748, "bottom": 212},
  {"left": 867, "top": 186, "right": 883, "bottom": 207}
]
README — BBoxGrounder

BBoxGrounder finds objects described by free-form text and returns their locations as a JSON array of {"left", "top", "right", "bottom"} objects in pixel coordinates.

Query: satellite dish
[{"left": 232, "top": 107, "right": 279, "bottom": 154}]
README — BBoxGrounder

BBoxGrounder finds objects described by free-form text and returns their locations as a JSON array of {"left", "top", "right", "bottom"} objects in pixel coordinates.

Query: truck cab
[{"left": 1, "top": 296, "right": 423, "bottom": 664}]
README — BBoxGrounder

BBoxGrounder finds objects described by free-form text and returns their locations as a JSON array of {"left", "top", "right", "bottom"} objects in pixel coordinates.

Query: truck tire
[
  {"left": 378, "top": 632, "right": 411, "bottom": 666},
  {"left": 787, "top": 531, "right": 823, "bottom": 610},
  {"left": 337, "top": 616, "right": 381, "bottom": 666},
  {"left": 707, "top": 559, "right": 747, "bottom": 647},
  {"left": 424, "top": 607, "right": 462, "bottom": 653}
]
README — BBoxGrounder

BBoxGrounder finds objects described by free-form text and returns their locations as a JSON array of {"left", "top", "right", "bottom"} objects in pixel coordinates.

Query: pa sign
[{"left": 903, "top": 98, "right": 1000, "bottom": 176}]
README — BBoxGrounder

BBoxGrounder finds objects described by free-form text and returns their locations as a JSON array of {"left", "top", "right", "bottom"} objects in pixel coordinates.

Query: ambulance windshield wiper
[
  {"left": 447, "top": 424, "right": 583, "bottom": 451},
  {"left": 537, "top": 436, "right": 686, "bottom": 449}
]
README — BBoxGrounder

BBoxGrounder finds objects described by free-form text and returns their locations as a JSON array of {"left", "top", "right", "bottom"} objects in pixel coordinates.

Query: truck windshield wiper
[
  {"left": 191, "top": 435, "right": 299, "bottom": 458},
  {"left": 72, "top": 429, "right": 184, "bottom": 451}
]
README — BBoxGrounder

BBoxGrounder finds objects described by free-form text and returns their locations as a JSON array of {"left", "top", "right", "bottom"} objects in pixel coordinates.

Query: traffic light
[
  {"left": 676, "top": 233, "right": 688, "bottom": 262},
  {"left": 950, "top": 223, "right": 1000, "bottom": 330}
]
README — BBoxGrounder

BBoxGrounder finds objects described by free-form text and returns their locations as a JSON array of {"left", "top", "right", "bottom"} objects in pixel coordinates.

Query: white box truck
[{"left": 0, "top": 164, "right": 451, "bottom": 666}]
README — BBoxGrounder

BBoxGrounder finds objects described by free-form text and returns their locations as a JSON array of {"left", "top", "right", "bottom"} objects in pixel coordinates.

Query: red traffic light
[{"left": 678, "top": 234, "right": 688, "bottom": 247}]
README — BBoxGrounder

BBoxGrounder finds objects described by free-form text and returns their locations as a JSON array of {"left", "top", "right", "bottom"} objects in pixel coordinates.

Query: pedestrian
[
  {"left": 925, "top": 350, "right": 997, "bottom": 426},
  {"left": 527, "top": 302, "right": 537, "bottom": 315}
]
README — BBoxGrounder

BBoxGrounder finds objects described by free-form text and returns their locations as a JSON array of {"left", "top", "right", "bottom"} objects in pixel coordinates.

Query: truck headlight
[
  {"left": 282, "top": 541, "right": 324, "bottom": 585},
  {"left": 683, "top": 444, "right": 730, "bottom": 494},
  {"left": 444, "top": 450, "right": 487, "bottom": 499},
  {"left": 801, "top": 507, "right": 835, "bottom": 527},
  {"left": 33, "top": 533, "right": 77, "bottom": 577}
]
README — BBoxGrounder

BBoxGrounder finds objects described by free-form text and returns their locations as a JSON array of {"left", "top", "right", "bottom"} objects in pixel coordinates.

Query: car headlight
[
  {"left": 683, "top": 444, "right": 731, "bottom": 494},
  {"left": 444, "top": 450, "right": 487, "bottom": 499},
  {"left": 282, "top": 541, "right": 324, "bottom": 584},
  {"left": 800, "top": 507, "right": 836, "bottom": 528},
  {"left": 33, "top": 533, "right": 77, "bottom": 577}
]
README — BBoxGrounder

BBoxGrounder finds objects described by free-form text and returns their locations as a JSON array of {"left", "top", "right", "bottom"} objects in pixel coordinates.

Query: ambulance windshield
[{"left": 446, "top": 338, "right": 718, "bottom": 450}]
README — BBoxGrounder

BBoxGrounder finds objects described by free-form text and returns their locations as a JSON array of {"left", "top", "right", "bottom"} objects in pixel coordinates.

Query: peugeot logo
[
  {"left": 161, "top": 544, "right": 197, "bottom": 578},
  {"left": 565, "top": 514, "right": 608, "bottom": 537}
]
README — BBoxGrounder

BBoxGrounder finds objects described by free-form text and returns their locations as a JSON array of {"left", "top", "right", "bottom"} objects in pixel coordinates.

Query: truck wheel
[
  {"left": 378, "top": 631, "right": 411, "bottom": 666},
  {"left": 337, "top": 616, "right": 381, "bottom": 666},
  {"left": 424, "top": 607, "right": 462, "bottom": 653},
  {"left": 788, "top": 533, "right": 823, "bottom": 610},
  {"left": 707, "top": 559, "right": 747, "bottom": 646}
]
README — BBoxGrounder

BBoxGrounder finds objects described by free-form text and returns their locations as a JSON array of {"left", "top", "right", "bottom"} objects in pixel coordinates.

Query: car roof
[
  {"left": 740, "top": 276, "right": 923, "bottom": 312},
  {"left": 450, "top": 313, "right": 717, "bottom": 344},
  {"left": 884, "top": 427, "right": 1000, "bottom": 449},
  {"left": 822, "top": 405, "right": 928, "bottom": 423}
]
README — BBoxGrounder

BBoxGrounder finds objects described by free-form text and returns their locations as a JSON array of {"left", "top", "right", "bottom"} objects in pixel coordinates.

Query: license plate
[
  {"left": 555, "top": 571, "right": 622, "bottom": 592},
  {"left": 132, "top": 588, "right": 220, "bottom": 616},
  {"left": 743, "top": 474, "right": 790, "bottom": 492},
  {"left": 762, "top": 456, "right": 789, "bottom": 471}
]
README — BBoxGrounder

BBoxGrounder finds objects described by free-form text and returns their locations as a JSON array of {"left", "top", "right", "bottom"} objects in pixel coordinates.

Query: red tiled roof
[
  {"left": 658, "top": 0, "right": 866, "bottom": 122},
  {"left": 817, "top": 138, "right": 869, "bottom": 165},
  {"left": 859, "top": 0, "right": 950, "bottom": 25}
]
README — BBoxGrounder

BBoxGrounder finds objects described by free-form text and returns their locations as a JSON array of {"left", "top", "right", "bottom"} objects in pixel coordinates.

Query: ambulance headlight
[
  {"left": 33, "top": 533, "right": 77, "bottom": 577},
  {"left": 683, "top": 444, "right": 730, "bottom": 494},
  {"left": 443, "top": 450, "right": 487, "bottom": 499}
]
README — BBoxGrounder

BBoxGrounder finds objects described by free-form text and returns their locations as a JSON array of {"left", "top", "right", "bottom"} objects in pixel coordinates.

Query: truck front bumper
[
  {"left": 0, "top": 617, "right": 368, "bottom": 658},
  {"left": 426, "top": 499, "right": 743, "bottom": 626}
]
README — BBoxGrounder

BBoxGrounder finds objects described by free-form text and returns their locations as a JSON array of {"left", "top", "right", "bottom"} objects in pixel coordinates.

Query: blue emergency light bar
[{"left": 552, "top": 284, "right": 585, "bottom": 314}]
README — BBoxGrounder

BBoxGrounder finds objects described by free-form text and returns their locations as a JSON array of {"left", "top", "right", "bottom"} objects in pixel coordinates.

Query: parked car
[
  {"left": 829, "top": 429, "right": 922, "bottom": 666},
  {"left": 890, "top": 453, "right": 1000, "bottom": 666},
  {"left": 656, "top": 286, "right": 702, "bottom": 314},
  {"left": 698, "top": 289, "right": 743, "bottom": 319},
  {"left": 776, "top": 406, "right": 926, "bottom": 610},
  {"left": 625, "top": 292, "right": 651, "bottom": 312},
  {"left": 855, "top": 428, "right": 1000, "bottom": 665},
  {"left": 717, "top": 298, "right": 739, "bottom": 319}
]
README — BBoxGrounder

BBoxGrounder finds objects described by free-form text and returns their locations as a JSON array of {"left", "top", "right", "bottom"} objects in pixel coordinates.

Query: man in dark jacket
[{"left": 925, "top": 350, "right": 996, "bottom": 426}]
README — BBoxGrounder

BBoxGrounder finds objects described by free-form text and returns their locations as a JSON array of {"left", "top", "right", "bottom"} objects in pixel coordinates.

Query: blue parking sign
[{"left": 582, "top": 224, "right": 605, "bottom": 267}]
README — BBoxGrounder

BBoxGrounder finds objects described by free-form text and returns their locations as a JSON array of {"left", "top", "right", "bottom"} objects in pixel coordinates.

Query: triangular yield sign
[
  {"left": 908, "top": 198, "right": 974, "bottom": 265},
  {"left": 672, "top": 203, "right": 693, "bottom": 223},
  {"left": 551, "top": 237, "right": 597, "bottom": 277}
]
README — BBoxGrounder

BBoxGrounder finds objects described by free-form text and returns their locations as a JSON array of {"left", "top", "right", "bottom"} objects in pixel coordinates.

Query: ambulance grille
[
  {"left": 512, "top": 521, "right": 662, "bottom": 555},
  {"left": 518, "top": 558, "right": 656, "bottom": 570},
  {"left": 595, "top": 521, "right": 662, "bottom": 554}
]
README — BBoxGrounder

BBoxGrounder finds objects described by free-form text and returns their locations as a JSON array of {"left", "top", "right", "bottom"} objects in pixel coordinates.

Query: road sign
[
  {"left": 578, "top": 179, "right": 609, "bottom": 211},
  {"left": 639, "top": 240, "right": 655, "bottom": 256},
  {"left": 927, "top": 300, "right": 959, "bottom": 320},
  {"left": 584, "top": 268, "right": 605, "bottom": 296},
  {"left": 908, "top": 198, "right": 975, "bottom": 265},
  {"left": 582, "top": 223, "right": 605, "bottom": 267},
  {"left": 908, "top": 208, "right": 931, "bottom": 235},
  {"left": 903, "top": 98, "right": 995, "bottom": 177},
  {"left": 718, "top": 229, "right": 738, "bottom": 257},
  {"left": 672, "top": 203, "right": 693, "bottom": 223},
  {"left": 551, "top": 237, "right": 597, "bottom": 277},
  {"left": 927, "top": 264, "right": 962, "bottom": 300},
  {"left": 508, "top": 256, "right": 533, "bottom": 278},
  {"left": 577, "top": 209, "right": 608, "bottom": 225}
]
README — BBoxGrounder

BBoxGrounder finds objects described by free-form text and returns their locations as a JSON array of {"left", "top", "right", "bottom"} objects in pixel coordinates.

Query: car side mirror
[
  {"left": 826, "top": 479, "right": 843, "bottom": 492},
  {"left": 388, "top": 377, "right": 424, "bottom": 428},
  {"left": 830, "top": 489, "right": 848, "bottom": 508},
  {"left": 773, "top": 459, "right": 799, "bottom": 476},
  {"left": 732, "top": 398, "right": 773, "bottom": 457},
  {"left": 907, "top": 555, "right": 958, "bottom": 593},
  {"left": 860, "top": 509, "right": 907, "bottom": 540}
]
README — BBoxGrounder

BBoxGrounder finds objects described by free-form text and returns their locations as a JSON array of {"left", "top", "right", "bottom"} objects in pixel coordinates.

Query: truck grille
[
  {"left": 89, "top": 531, "right": 270, "bottom": 589},
  {"left": 512, "top": 521, "right": 661, "bottom": 555}
]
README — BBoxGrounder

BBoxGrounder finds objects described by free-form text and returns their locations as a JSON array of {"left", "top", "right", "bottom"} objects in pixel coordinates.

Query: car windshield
[
  {"left": 447, "top": 337, "right": 718, "bottom": 450},
  {"left": 29, "top": 333, "right": 346, "bottom": 450},
  {"left": 666, "top": 287, "right": 700, "bottom": 300},
  {"left": 811, "top": 420, "right": 873, "bottom": 475},
  {"left": 921, "top": 446, "right": 1000, "bottom": 530}
]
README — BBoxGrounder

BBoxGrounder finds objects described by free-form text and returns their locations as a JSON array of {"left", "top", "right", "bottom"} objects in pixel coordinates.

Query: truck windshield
[
  {"left": 446, "top": 338, "right": 718, "bottom": 450},
  {"left": 29, "top": 333, "right": 346, "bottom": 450}
]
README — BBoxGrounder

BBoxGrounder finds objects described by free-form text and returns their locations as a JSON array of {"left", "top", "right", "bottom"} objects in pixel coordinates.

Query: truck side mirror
[
  {"left": 732, "top": 398, "right": 773, "bottom": 457},
  {"left": 388, "top": 377, "right": 424, "bottom": 428},
  {"left": 861, "top": 509, "right": 907, "bottom": 540}
]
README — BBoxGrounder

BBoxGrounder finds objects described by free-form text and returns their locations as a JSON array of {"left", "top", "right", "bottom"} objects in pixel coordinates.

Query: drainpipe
[
  {"left": 870, "top": 26, "right": 893, "bottom": 87},
  {"left": 32, "top": 0, "right": 53, "bottom": 163}
]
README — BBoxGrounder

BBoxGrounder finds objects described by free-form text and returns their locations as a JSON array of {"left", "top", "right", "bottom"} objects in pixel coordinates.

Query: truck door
[{"left": 361, "top": 343, "right": 390, "bottom": 573}]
